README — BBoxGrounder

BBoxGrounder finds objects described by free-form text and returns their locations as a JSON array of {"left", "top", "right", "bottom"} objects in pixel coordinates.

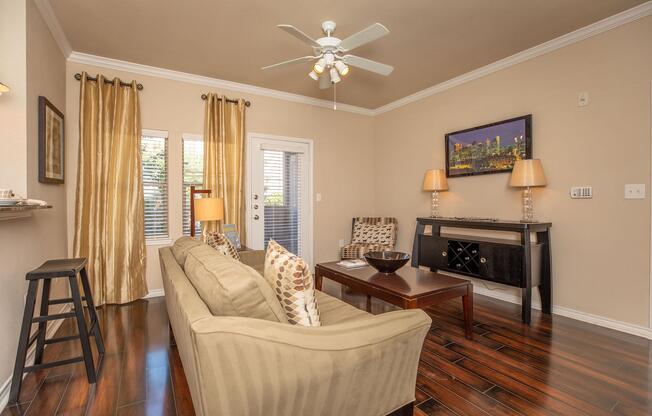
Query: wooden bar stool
[{"left": 9, "top": 258, "right": 104, "bottom": 404}]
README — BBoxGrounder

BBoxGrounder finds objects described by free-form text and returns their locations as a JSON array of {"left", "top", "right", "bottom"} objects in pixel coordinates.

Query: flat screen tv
[{"left": 445, "top": 114, "right": 532, "bottom": 178}]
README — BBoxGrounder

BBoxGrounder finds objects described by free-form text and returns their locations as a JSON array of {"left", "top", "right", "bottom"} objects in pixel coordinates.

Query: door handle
[{"left": 253, "top": 215, "right": 260, "bottom": 220}]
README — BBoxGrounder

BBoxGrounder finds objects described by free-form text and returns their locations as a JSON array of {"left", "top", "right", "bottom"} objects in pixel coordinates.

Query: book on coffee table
[{"left": 336, "top": 259, "right": 368, "bottom": 269}]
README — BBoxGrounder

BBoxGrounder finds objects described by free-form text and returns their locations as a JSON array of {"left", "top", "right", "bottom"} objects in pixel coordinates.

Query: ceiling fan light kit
[{"left": 262, "top": 20, "right": 393, "bottom": 109}]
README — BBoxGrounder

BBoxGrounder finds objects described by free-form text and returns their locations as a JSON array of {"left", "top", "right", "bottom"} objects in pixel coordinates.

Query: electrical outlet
[
  {"left": 570, "top": 186, "right": 592, "bottom": 199},
  {"left": 625, "top": 184, "right": 645, "bottom": 199},
  {"left": 338, "top": 239, "right": 345, "bottom": 248},
  {"left": 578, "top": 91, "right": 589, "bottom": 107}
]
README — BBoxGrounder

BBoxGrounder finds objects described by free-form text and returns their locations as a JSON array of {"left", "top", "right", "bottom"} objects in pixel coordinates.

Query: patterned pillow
[
  {"left": 351, "top": 222, "right": 396, "bottom": 246},
  {"left": 205, "top": 231, "right": 240, "bottom": 261},
  {"left": 264, "top": 240, "right": 321, "bottom": 326}
]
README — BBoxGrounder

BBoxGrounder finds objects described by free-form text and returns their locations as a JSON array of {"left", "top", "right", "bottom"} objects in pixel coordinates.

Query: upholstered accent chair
[{"left": 341, "top": 217, "right": 398, "bottom": 260}]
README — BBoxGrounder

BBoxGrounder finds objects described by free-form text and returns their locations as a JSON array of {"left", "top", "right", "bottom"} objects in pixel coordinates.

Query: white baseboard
[
  {"left": 472, "top": 285, "right": 652, "bottom": 340},
  {"left": 143, "top": 288, "right": 165, "bottom": 299},
  {"left": 0, "top": 304, "right": 72, "bottom": 412}
]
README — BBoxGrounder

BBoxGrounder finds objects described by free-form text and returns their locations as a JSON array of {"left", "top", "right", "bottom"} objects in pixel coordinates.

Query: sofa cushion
[
  {"left": 315, "top": 291, "right": 371, "bottom": 325},
  {"left": 340, "top": 243, "right": 392, "bottom": 260},
  {"left": 238, "top": 250, "right": 265, "bottom": 275},
  {"left": 172, "top": 237, "right": 203, "bottom": 268},
  {"left": 184, "top": 244, "right": 288, "bottom": 322},
  {"left": 205, "top": 231, "right": 240, "bottom": 261},
  {"left": 264, "top": 240, "right": 321, "bottom": 327}
]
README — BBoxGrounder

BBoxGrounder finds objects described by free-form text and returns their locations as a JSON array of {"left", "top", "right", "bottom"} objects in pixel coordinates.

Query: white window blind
[
  {"left": 141, "top": 131, "right": 169, "bottom": 239},
  {"left": 263, "top": 149, "right": 302, "bottom": 255},
  {"left": 182, "top": 135, "right": 204, "bottom": 236}
]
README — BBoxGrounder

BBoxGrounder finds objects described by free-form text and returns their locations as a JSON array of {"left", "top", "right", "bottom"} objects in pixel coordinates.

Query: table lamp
[
  {"left": 422, "top": 169, "right": 449, "bottom": 218},
  {"left": 509, "top": 159, "right": 546, "bottom": 223},
  {"left": 190, "top": 186, "right": 224, "bottom": 237}
]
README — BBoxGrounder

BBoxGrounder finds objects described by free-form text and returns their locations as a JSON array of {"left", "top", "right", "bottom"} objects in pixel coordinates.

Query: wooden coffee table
[{"left": 315, "top": 262, "right": 474, "bottom": 339}]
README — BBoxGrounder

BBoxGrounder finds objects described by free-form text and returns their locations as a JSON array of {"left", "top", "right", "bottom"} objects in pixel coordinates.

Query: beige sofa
[{"left": 159, "top": 238, "right": 431, "bottom": 416}]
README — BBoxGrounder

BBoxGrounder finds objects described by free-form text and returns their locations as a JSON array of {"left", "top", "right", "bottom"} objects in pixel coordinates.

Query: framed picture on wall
[
  {"left": 445, "top": 114, "right": 532, "bottom": 178},
  {"left": 38, "top": 96, "right": 65, "bottom": 184}
]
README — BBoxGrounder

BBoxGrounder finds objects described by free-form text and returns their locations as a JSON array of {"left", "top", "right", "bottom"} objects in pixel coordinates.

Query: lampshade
[
  {"left": 330, "top": 67, "right": 341, "bottom": 84},
  {"left": 334, "top": 60, "right": 349, "bottom": 76},
  {"left": 510, "top": 159, "right": 547, "bottom": 187},
  {"left": 422, "top": 169, "right": 449, "bottom": 191},
  {"left": 194, "top": 197, "right": 224, "bottom": 221},
  {"left": 0, "top": 82, "right": 9, "bottom": 95}
]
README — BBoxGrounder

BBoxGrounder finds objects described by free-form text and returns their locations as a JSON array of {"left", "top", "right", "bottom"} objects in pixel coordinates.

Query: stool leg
[
  {"left": 79, "top": 267, "right": 104, "bottom": 355},
  {"left": 34, "top": 279, "right": 51, "bottom": 365},
  {"left": 69, "top": 276, "right": 96, "bottom": 384},
  {"left": 9, "top": 280, "right": 39, "bottom": 404}
]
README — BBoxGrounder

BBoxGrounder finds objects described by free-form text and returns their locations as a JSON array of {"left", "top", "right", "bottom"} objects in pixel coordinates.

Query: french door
[{"left": 247, "top": 134, "right": 313, "bottom": 265}]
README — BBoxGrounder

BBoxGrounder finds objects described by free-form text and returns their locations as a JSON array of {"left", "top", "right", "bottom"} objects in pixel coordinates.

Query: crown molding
[
  {"left": 373, "top": 1, "right": 652, "bottom": 115},
  {"left": 34, "top": 0, "right": 72, "bottom": 58},
  {"left": 67, "top": 52, "right": 376, "bottom": 116}
]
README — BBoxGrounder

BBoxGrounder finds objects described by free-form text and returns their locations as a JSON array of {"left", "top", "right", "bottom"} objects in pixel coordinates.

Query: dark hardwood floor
[{"left": 2, "top": 292, "right": 651, "bottom": 416}]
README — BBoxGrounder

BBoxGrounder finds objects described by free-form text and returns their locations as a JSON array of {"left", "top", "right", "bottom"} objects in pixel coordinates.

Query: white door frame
[
  {"left": 649, "top": 82, "right": 652, "bottom": 329},
  {"left": 245, "top": 132, "right": 314, "bottom": 266}
]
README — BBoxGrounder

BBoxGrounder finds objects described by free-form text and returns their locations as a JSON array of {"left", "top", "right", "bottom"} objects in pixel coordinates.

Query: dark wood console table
[{"left": 411, "top": 217, "right": 552, "bottom": 324}]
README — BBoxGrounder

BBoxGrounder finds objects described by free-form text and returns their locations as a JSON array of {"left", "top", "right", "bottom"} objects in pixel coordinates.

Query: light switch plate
[
  {"left": 625, "top": 184, "right": 645, "bottom": 199},
  {"left": 578, "top": 91, "right": 589, "bottom": 107},
  {"left": 315, "top": 193, "right": 322, "bottom": 202},
  {"left": 570, "top": 186, "right": 592, "bottom": 199}
]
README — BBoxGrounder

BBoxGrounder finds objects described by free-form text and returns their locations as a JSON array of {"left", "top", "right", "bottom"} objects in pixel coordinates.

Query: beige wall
[
  {"left": 374, "top": 16, "right": 652, "bottom": 326},
  {"left": 0, "top": 0, "right": 68, "bottom": 397},
  {"left": 0, "top": 0, "right": 27, "bottom": 196},
  {"left": 64, "top": 62, "right": 376, "bottom": 293}
]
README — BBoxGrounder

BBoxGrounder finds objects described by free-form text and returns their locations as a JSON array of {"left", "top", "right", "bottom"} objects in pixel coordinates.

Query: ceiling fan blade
[
  {"left": 339, "top": 23, "right": 389, "bottom": 52},
  {"left": 342, "top": 55, "right": 394, "bottom": 76},
  {"left": 277, "top": 24, "right": 321, "bottom": 47},
  {"left": 261, "top": 56, "right": 316, "bottom": 70},
  {"left": 319, "top": 71, "right": 331, "bottom": 89}
]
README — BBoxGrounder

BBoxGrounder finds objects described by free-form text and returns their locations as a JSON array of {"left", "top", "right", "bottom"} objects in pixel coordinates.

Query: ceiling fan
[{"left": 262, "top": 20, "right": 393, "bottom": 89}]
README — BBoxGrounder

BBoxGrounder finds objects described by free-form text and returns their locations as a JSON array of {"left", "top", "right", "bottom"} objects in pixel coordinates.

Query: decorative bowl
[{"left": 364, "top": 251, "right": 410, "bottom": 274}]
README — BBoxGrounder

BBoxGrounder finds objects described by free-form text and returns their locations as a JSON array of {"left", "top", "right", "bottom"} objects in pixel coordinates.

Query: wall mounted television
[{"left": 445, "top": 114, "right": 532, "bottom": 178}]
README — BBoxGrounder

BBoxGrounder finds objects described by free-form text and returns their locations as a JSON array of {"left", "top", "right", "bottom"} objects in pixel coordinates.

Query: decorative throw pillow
[
  {"left": 264, "top": 240, "right": 321, "bottom": 327},
  {"left": 205, "top": 231, "right": 240, "bottom": 261},
  {"left": 351, "top": 222, "right": 395, "bottom": 246}
]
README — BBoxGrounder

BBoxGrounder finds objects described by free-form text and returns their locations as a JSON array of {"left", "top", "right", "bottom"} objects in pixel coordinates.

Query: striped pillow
[{"left": 264, "top": 240, "right": 321, "bottom": 326}]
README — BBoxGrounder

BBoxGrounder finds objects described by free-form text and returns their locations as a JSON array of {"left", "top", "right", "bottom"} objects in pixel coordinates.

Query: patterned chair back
[{"left": 351, "top": 217, "right": 398, "bottom": 247}]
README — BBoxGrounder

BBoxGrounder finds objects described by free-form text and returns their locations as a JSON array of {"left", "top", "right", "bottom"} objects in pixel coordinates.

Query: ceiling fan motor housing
[{"left": 315, "top": 36, "right": 341, "bottom": 53}]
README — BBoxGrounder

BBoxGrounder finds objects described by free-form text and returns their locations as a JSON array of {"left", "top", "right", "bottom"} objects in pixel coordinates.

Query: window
[
  {"left": 141, "top": 130, "right": 169, "bottom": 239},
  {"left": 182, "top": 134, "right": 204, "bottom": 236},
  {"left": 263, "top": 150, "right": 302, "bottom": 254}
]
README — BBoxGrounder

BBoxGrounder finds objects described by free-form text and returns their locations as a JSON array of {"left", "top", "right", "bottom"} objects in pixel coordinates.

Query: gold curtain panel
[
  {"left": 202, "top": 93, "right": 246, "bottom": 244},
  {"left": 73, "top": 72, "right": 148, "bottom": 305}
]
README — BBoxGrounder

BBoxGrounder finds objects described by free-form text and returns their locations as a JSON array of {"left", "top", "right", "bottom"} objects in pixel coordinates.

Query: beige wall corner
[
  {"left": 373, "top": 16, "right": 652, "bottom": 327},
  {"left": 0, "top": 0, "right": 69, "bottom": 401}
]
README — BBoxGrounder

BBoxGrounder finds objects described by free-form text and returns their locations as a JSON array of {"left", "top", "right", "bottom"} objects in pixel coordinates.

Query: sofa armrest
[
  {"left": 238, "top": 249, "right": 266, "bottom": 275},
  {"left": 190, "top": 309, "right": 431, "bottom": 416}
]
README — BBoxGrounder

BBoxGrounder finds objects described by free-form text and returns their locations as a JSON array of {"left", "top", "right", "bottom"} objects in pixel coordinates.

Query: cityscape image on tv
[{"left": 447, "top": 118, "right": 529, "bottom": 177}]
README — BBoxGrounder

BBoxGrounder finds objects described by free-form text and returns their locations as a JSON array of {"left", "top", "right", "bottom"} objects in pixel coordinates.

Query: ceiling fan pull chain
[{"left": 333, "top": 82, "right": 337, "bottom": 110}]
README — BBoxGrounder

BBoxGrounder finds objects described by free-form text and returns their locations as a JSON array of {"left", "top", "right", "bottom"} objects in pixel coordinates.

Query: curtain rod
[
  {"left": 74, "top": 73, "right": 144, "bottom": 90},
  {"left": 201, "top": 94, "right": 251, "bottom": 107}
]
